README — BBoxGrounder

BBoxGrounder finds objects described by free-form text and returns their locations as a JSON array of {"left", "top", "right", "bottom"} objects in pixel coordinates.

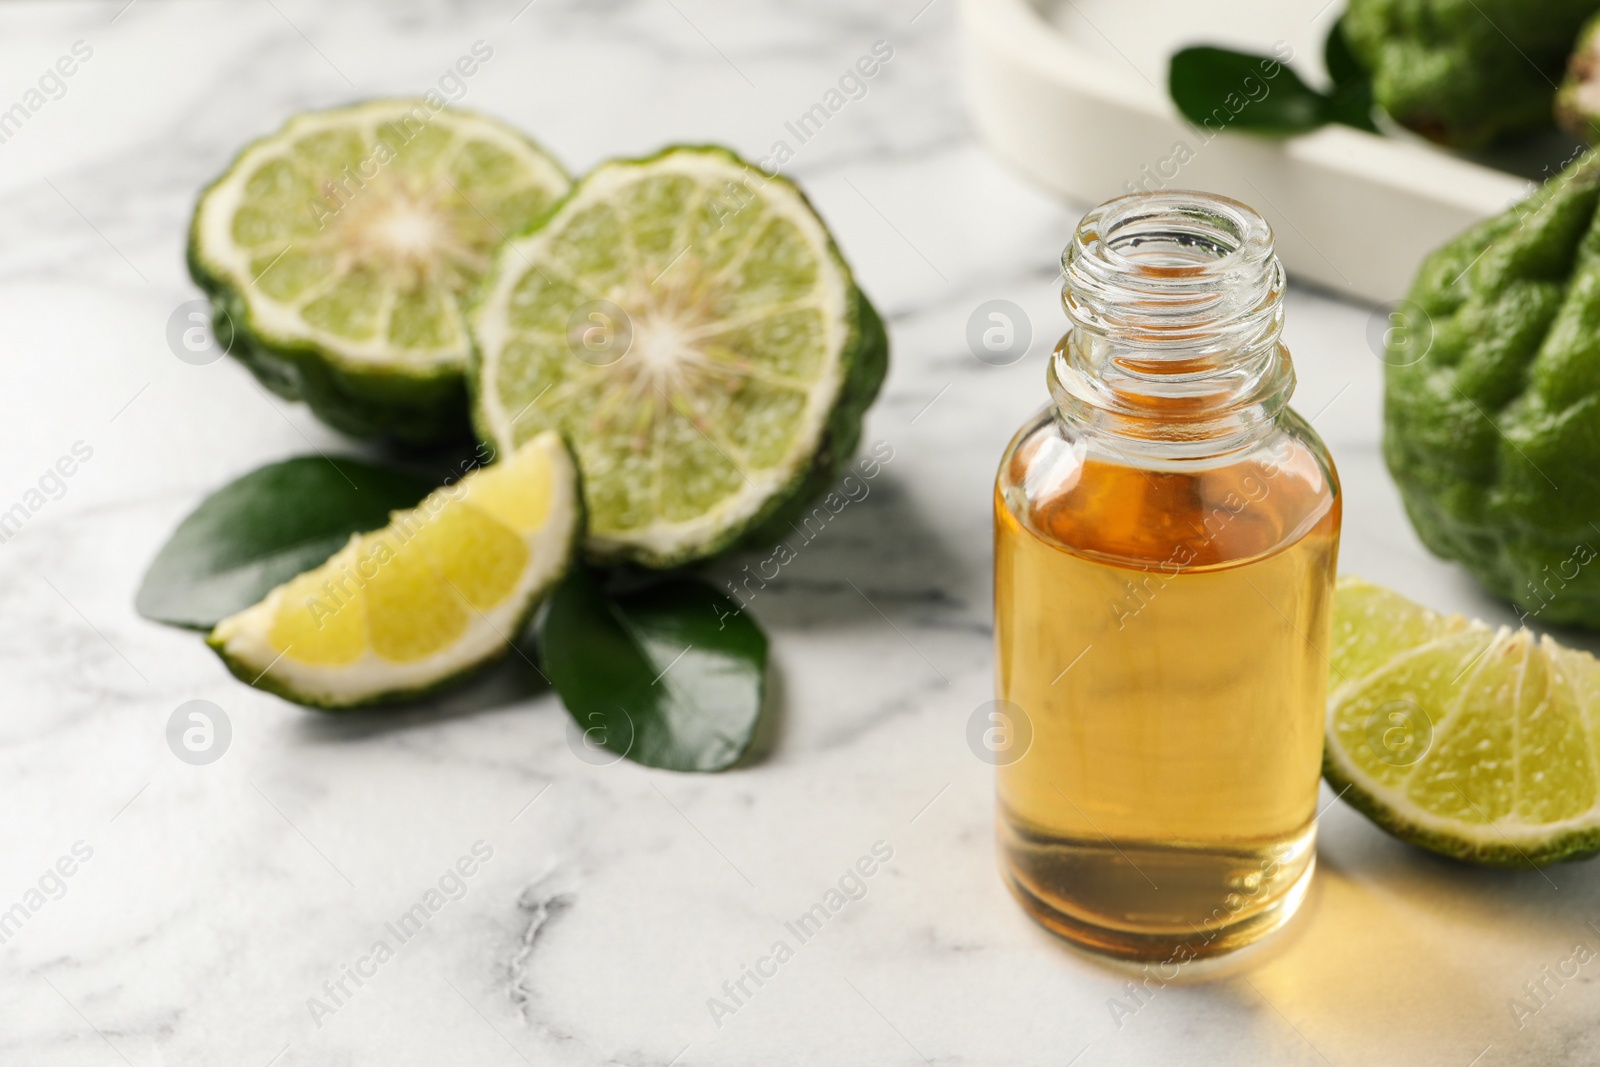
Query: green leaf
[
  {"left": 1169, "top": 46, "right": 1326, "bottom": 137},
  {"left": 137, "top": 456, "right": 434, "bottom": 629},
  {"left": 1321, "top": 77, "right": 1378, "bottom": 133},
  {"left": 539, "top": 567, "right": 767, "bottom": 772},
  {"left": 1321, "top": 16, "right": 1378, "bottom": 132},
  {"left": 1323, "top": 14, "right": 1365, "bottom": 89}
]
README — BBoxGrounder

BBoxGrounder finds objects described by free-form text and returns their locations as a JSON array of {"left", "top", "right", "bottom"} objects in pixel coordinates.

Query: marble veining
[{"left": 1, "top": 0, "right": 1598, "bottom": 1064}]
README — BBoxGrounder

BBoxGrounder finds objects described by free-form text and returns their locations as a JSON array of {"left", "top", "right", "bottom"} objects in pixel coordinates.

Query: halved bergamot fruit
[
  {"left": 189, "top": 99, "right": 570, "bottom": 444},
  {"left": 471, "top": 145, "right": 888, "bottom": 568},
  {"left": 1325, "top": 575, "right": 1600, "bottom": 865},
  {"left": 208, "top": 430, "right": 578, "bottom": 708}
]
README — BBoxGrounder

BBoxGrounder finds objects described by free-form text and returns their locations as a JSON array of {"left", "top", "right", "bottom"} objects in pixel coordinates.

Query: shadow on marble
[
  {"left": 284, "top": 626, "right": 797, "bottom": 772},
  {"left": 732, "top": 657, "right": 789, "bottom": 770},
  {"left": 707, "top": 468, "right": 978, "bottom": 633},
  {"left": 288, "top": 644, "right": 553, "bottom": 743}
]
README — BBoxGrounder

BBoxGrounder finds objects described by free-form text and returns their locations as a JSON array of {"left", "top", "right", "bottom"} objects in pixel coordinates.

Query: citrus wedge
[
  {"left": 1325, "top": 575, "right": 1600, "bottom": 865},
  {"left": 189, "top": 99, "right": 570, "bottom": 444},
  {"left": 208, "top": 430, "right": 578, "bottom": 708},
  {"left": 470, "top": 145, "right": 888, "bottom": 568}
]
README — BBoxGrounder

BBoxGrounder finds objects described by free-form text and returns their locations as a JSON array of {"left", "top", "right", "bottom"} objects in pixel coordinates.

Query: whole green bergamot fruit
[
  {"left": 1345, "top": 0, "right": 1600, "bottom": 149},
  {"left": 1385, "top": 152, "right": 1600, "bottom": 627},
  {"left": 1559, "top": 12, "right": 1600, "bottom": 143}
]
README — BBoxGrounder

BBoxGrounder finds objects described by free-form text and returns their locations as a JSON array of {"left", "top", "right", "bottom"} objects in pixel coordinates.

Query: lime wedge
[
  {"left": 471, "top": 145, "right": 888, "bottom": 567},
  {"left": 208, "top": 431, "right": 578, "bottom": 708},
  {"left": 1324, "top": 576, "right": 1600, "bottom": 865},
  {"left": 190, "top": 99, "right": 570, "bottom": 444}
]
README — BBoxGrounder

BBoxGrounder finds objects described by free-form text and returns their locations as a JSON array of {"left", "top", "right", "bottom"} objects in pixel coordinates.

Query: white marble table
[{"left": 1, "top": 1, "right": 1596, "bottom": 1064}]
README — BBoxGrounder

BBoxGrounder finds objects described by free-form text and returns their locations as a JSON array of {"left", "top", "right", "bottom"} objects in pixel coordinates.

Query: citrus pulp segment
[
  {"left": 189, "top": 99, "right": 571, "bottom": 443},
  {"left": 470, "top": 145, "right": 888, "bottom": 567},
  {"left": 208, "top": 430, "right": 578, "bottom": 708},
  {"left": 1325, "top": 576, "right": 1600, "bottom": 865}
]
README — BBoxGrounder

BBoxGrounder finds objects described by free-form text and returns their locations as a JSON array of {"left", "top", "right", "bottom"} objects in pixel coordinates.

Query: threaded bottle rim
[
  {"left": 1050, "top": 191, "right": 1295, "bottom": 462},
  {"left": 1062, "top": 191, "right": 1283, "bottom": 353}
]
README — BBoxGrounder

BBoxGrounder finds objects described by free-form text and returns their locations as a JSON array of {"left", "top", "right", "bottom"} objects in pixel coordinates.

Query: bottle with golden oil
[{"left": 992, "top": 191, "right": 1340, "bottom": 962}]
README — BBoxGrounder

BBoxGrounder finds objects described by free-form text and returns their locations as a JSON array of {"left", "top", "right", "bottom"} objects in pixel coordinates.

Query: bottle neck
[{"left": 1048, "top": 192, "right": 1294, "bottom": 464}]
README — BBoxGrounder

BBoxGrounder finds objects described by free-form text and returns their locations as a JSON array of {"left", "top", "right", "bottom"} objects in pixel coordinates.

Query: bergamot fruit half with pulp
[
  {"left": 189, "top": 99, "right": 570, "bottom": 444},
  {"left": 471, "top": 145, "right": 888, "bottom": 568}
]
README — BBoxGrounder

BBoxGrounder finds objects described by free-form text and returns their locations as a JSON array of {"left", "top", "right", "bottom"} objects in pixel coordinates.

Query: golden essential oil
[{"left": 992, "top": 192, "right": 1340, "bottom": 961}]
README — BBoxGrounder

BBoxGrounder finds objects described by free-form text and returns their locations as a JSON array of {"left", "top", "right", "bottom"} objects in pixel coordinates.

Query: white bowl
[{"left": 961, "top": 0, "right": 1534, "bottom": 304}]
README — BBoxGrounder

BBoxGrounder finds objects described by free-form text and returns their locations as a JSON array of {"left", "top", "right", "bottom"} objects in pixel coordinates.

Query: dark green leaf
[
  {"left": 1169, "top": 46, "right": 1326, "bottom": 137},
  {"left": 137, "top": 456, "right": 434, "bottom": 629},
  {"left": 1321, "top": 78, "right": 1378, "bottom": 133},
  {"left": 539, "top": 567, "right": 767, "bottom": 772},
  {"left": 1321, "top": 16, "right": 1378, "bottom": 132},
  {"left": 1323, "top": 14, "right": 1365, "bottom": 89}
]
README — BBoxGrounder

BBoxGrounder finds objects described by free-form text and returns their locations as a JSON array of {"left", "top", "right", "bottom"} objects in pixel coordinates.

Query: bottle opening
[
  {"left": 1050, "top": 190, "right": 1295, "bottom": 458},
  {"left": 1096, "top": 192, "right": 1266, "bottom": 273},
  {"left": 1062, "top": 191, "right": 1283, "bottom": 349}
]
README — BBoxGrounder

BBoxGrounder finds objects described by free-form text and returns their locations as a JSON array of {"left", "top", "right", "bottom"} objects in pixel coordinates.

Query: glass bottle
[{"left": 992, "top": 191, "right": 1341, "bottom": 962}]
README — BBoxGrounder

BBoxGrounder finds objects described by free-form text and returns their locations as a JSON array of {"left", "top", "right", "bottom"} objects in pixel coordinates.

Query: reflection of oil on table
[{"left": 962, "top": 0, "right": 1532, "bottom": 304}]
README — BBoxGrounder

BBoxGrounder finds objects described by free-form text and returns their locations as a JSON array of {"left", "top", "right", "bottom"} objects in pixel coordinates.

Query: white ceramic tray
[{"left": 961, "top": 0, "right": 1535, "bottom": 304}]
